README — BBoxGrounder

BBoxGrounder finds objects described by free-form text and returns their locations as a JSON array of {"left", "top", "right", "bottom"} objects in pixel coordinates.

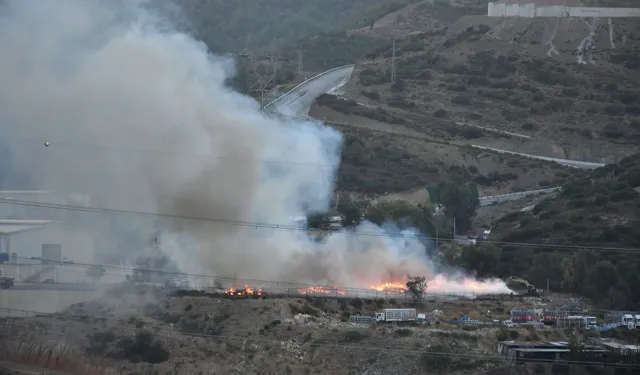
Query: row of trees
[
  {"left": 309, "top": 178, "right": 481, "bottom": 238},
  {"left": 440, "top": 242, "right": 640, "bottom": 310}
]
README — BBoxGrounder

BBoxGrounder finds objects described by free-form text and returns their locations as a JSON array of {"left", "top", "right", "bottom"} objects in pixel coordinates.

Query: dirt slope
[
  {"left": 341, "top": 6, "right": 640, "bottom": 163},
  {"left": 0, "top": 286, "right": 579, "bottom": 375}
]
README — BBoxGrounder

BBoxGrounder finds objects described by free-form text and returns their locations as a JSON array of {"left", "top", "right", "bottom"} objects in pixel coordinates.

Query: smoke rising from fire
[{"left": 0, "top": 0, "right": 509, "bottom": 294}]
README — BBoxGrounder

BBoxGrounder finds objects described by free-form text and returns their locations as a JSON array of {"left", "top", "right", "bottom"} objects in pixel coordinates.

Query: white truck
[{"left": 376, "top": 308, "right": 417, "bottom": 323}]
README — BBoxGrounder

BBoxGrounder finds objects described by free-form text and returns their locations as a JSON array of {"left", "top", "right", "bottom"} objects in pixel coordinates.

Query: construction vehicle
[
  {"left": 505, "top": 276, "right": 543, "bottom": 296},
  {"left": 375, "top": 308, "right": 417, "bottom": 323},
  {"left": 0, "top": 269, "right": 15, "bottom": 289}
]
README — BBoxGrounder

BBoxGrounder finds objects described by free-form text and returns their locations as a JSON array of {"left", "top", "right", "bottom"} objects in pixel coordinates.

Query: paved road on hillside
[
  {"left": 265, "top": 65, "right": 355, "bottom": 116},
  {"left": 479, "top": 187, "right": 561, "bottom": 206},
  {"left": 470, "top": 145, "right": 605, "bottom": 169}
]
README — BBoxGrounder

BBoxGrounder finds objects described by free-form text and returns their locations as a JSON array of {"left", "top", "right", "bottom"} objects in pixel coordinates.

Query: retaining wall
[{"left": 488, "top": 2, "right": 640, "bottom": 18}]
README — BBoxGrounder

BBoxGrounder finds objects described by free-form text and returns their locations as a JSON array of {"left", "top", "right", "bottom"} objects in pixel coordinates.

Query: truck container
[
  {"left": 0, "top": 269, "right": 14, "bottom": 289},
  {"left": 542, "top": 310, "right": 561, "bottom": 325},
  {"left": 0, "top": 253, "right": 9, "bottom": 263},
  {"left": 376, "top": 308, "right": 417, "bottom": 323}
]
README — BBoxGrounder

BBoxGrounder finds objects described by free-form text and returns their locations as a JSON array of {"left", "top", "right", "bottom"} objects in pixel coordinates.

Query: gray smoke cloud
[{"left": 0, "top": 0, "right": 509, "bottom": 293}]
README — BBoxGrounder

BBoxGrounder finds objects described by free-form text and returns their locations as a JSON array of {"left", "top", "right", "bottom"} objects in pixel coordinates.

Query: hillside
[
  {"left": 487, "top": 153, "right": 640, "bottom": 309},
  {"left": 0, "top": 286, "right": 603, "bottom": 375},
  {"left": 151, "top": 0, "right": 395, "bottom": 53},
  {"left": 336, "top": 1, "right": 640, "bottom": 164},
  {"left": 326, "top": 108, "right": 584, "bottom": 197}
]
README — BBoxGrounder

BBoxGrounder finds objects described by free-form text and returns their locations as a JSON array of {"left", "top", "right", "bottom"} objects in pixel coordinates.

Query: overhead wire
[
  {"left": 7, "top": 256, "right": 640, "bottom": 317},
  {"left": 1, "top": 307, "right": 638, "bottom": 369},
  {"left": 1, "top": 197, "right": 639, "bottom": 255}
]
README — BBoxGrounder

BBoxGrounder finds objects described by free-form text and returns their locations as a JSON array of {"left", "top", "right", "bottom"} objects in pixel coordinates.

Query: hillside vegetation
[
  {"left": 341, "top": 1, "right": 640, "bottom": 162},
  {"left": 329, "top": 118, "right": 581, "bottom": 196},
  {"left": 486, "top": 153, "right": 640, "bottom": 309},
  {"left": 163, "top": 0, "right": 401, "bottom": 52}
]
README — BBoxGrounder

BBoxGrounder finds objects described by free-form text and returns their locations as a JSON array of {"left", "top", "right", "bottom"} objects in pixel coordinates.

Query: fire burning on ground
[
  {"left": 225, "top": 285, "right": 263, "bottom": 296},
  {"left": 370, "top": 282, "right": 407, "bottom": 294}
]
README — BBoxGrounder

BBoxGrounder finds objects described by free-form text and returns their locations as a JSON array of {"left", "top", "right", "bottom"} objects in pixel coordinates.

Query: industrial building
[
  {"left": 498, "top": 341, "right": 605, "bottom": 363},
  {"left": 488, "top": 1, "right": 640, "bottom": 18},
  {"left": 0, "top": 220, "right": 95, "bottom": 264}
]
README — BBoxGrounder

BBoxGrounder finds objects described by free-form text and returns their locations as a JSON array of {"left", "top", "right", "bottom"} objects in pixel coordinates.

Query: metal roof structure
[{"left": 0, "top": 220, "right": 50, "bottom": 234}]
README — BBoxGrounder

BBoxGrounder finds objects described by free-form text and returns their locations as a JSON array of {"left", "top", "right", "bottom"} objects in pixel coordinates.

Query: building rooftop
[
  {"left": 500, "top": 341, "right": 602, "bottom": 350},
  {"left": 590, "top": 338, "right": 640, "bottom": 351},
  {"left": 0, "top": 220, "right": 51, "bottom": 234}
]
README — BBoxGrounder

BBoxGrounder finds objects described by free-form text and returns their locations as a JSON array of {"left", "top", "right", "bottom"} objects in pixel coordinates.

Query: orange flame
[
  {"left": 225, "top": 285, "right": 263, "bottom": 296},
  {"left": 298, "top": 286, "right": 345, "bottom": 295},
  {"left": 370, "top": 282, "right": 406, "bottom": 294}
]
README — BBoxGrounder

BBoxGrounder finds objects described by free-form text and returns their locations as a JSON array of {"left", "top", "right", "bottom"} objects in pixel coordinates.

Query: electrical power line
[
  {"left": 0, "top": 307, "right": 638, "bottom": 369},
  {"left": 7, "top": 254, "right": 640, "bottom": 317},
  {"left": 0, "top": 134, "right": 338, "bottom": 170},
  {"left": 1, "top": 197, "right": 640, "bottom": 255}
]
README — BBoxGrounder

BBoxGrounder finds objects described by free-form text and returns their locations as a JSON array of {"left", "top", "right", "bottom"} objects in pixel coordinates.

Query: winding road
[
  {"left": 470, "top": 145, "right": 605, "bottom": 170},
  {"left": 264, "top": 65, "right": 355, "bottom": 116},
  {"left": 262, "top": 65, "right": 603, "bottom": 203}
]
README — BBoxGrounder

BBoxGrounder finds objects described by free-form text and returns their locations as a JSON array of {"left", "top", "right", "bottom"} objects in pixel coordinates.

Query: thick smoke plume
[{"left": 0, "top": 0, "right": 509, "bottom": 294}]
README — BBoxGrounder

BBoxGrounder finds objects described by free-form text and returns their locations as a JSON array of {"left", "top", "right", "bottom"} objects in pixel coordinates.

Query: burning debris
[
  {"left": 370, "top": 282, "right": 407, "bottom": 294},
  {"left": 224, "top": 285, "right": 263, "bottom": 297}
]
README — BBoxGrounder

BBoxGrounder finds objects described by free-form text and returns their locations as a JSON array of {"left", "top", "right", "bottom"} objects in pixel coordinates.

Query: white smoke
[{"left": 0, "top": 0, "right": 509, "bottom": 294}]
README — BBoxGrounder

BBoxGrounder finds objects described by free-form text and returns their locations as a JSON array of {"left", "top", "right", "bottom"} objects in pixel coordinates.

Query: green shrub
[
  {"left": 341, "top": 330, "right": 367, "bottom": 343},
  {"left": 396, "top": 328, "right": 413, "bottom": 337}
]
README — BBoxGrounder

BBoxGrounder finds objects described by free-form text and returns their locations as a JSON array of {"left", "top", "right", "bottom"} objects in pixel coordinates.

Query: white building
[
  {"left": 488, "top": 1, "right": 640, "bottom": 18},
  {"left": 0, "top": 220, "right": 96, "bottom": 264}
]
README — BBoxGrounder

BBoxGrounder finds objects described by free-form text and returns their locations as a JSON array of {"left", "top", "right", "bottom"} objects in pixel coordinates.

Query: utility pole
[
  {"left": 390, "top": 39, "right": 396, "bottom": 85},
  {"left": 453, "top": 217, "right": 456, "bottom": 236},
  {"left": 297, "top": 48, "right": 303, "bottom": 77}
]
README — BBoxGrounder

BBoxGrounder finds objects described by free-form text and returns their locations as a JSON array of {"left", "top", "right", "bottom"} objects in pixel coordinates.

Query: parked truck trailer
[
  {"left": 0, "top": 269, "right": 14, "bottom": 289},
  {"left": 376, "top": 308, "right": 417, "bottom": 323}
]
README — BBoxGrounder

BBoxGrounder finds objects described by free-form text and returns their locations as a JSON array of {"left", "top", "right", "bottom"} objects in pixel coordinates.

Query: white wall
[
  {"left": 488, "top": 2, "right": 640, "bottom": 18},
  {"left": 8, "top": 224, "right": 96, "bottom": 264},
  {"left": 569, "top": 7, "right": 640, "bottom": 18}
]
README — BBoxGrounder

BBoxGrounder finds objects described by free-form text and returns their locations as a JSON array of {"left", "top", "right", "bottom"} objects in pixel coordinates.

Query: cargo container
[{"left": 375, "top": 308, "right": 417, "bottom": 323}]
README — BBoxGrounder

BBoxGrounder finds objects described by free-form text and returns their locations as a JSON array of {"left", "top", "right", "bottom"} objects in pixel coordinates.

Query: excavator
[{"left": 505, "top": 276, "right": 543, "bottom": 297}]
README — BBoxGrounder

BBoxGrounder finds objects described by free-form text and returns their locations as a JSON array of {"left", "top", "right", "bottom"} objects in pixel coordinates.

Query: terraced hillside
[{"left": 337, "top": 0, "right": 640, "bottom": 163}]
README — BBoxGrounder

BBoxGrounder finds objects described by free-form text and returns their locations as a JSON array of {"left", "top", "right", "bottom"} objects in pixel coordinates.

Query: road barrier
[{"left": 479, "top": 187, "right": 561, "bottom": 205}]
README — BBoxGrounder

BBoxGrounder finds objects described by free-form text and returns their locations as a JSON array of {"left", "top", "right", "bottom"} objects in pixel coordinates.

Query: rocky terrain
[
  {"left": 331, "top": 118, "right": 584, "bottom": 197},
  {"left": 337, "top": 0, "right": 640, "bottom": 165},
  {"left": 0, "top": 285, "right": 584, "bottom": 375},
  {"left": 483, "top": 153, "right": 640, "bottom": 309}
]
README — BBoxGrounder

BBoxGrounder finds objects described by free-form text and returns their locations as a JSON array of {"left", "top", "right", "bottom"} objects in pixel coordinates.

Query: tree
[
  {"left": 528, "top": 253, "right": 565, "bottom": 291},
  {"left": 437, "top": 179, "right": 479, "bottom": 234},
  {"left": 364, "top": 200, "right": 434, "bottom": 236},
  {"left": 458, "top": 244, "right": 501, "bottom": 278},
  {"left": 406, "top": 276, "right": 427, "bottom": 302}
]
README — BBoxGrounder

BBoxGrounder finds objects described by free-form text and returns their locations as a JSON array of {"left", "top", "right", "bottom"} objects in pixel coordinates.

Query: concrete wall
[
  {"left": 0, "top": 289, "right": 97, "bottom": 316},
  {"left": 488, "top": 2, "right": 640, "bottom": 18},
  {"left": 0, "top": 262, "right": 129, "bottom": 283},
  {"left": 7, "top": 224, "right": 96, "bottom": 264},
  {"left": 570, "top": 7, "right": 640, "bottom": 17}
]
